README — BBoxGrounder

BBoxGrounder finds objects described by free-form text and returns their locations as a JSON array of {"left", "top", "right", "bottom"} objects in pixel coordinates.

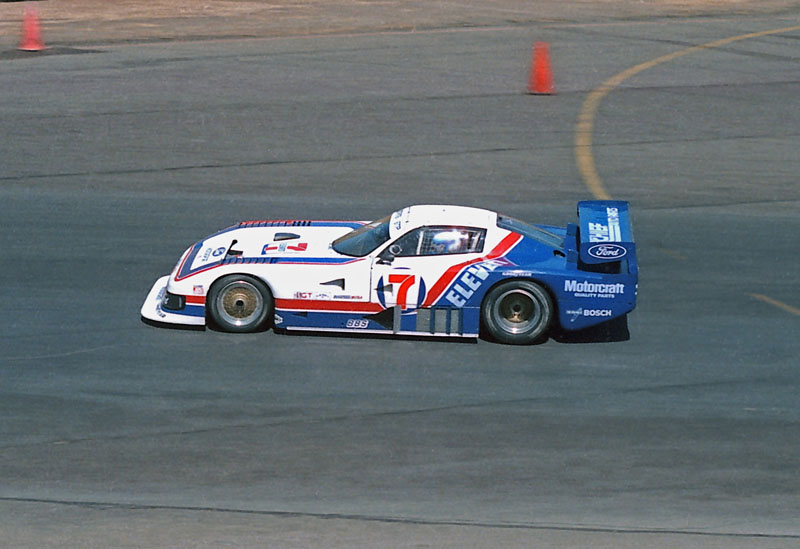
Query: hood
[{"left": 174, "top": 220, "right": 364, "bottom": 281}]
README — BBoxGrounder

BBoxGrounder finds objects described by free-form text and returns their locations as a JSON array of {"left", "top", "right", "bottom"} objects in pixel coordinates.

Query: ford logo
[{"left": 587, "top": 243, "right": 627, "bottom": 259}]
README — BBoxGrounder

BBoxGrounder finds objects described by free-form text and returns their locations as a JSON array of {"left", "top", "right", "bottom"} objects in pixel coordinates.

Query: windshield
[
  {"left": 332, "top": 215, "right": 392, "bottom": 257},
  {"left": 497, "top": 215, "right": 564, "bottom": 249}
]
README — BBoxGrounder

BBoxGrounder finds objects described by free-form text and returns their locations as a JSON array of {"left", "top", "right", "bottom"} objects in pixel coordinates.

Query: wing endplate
[{"left": 577, "top": 200, "right": 634, "bottom": 264}]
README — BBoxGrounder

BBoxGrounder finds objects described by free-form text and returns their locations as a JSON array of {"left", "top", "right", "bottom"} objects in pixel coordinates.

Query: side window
[
  {"left": 387, "top": 229, "right": 424, "bottom": 257},
  {"left": 389, "top": 226, "right": 486, "bottom": 257}
]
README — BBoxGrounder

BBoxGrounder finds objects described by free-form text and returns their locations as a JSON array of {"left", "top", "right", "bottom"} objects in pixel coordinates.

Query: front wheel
[
  {"left": 481, "top": 280, "right": 553, "bottom": 344},
  {"left": 207, "top": 275, "right": 273, "bottom": 333}
]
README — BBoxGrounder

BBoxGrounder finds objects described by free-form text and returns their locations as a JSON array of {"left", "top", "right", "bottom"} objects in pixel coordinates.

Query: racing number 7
[{"left": 388, "top": 273, "right": 416, "bottom": 310}]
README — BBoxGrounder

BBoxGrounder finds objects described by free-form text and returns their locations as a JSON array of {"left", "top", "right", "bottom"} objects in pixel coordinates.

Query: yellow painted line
[
  {"left": 750, "top": 293, "right": 800, "bottom": 316},
  {"left": 575, "top": 25, "right": 800, "bottom": 200}
]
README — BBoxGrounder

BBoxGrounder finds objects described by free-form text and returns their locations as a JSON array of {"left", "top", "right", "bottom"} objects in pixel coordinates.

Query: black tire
[
  {"left": 481, "top": 280, "right": 553, "bottom": 344},
  {"left": 206, "top": 275, "right": 273, "bottom": 333}
]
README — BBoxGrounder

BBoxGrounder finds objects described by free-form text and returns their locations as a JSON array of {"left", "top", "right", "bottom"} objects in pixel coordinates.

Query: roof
[{"left": 390, "top": 205, "right": 497, "bottom": 237}]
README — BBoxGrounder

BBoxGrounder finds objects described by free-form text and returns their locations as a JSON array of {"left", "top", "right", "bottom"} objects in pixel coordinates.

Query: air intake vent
[
  {"left": 238, "top": 220, "right": 312, "bottom": 228},
  {"left": 416, "top": 308, "right": 462, "bottom": 335}
]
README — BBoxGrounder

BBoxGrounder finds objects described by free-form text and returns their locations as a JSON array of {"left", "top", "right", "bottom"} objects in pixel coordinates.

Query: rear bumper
[{"left": 140, "top": 275, "right": 206, "bottom": 326}]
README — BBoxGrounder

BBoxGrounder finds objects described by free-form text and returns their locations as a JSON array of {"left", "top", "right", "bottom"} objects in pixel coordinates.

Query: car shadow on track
[
  {"left": 141, "top": 315, "right": 630, "bottom": 344},
  {"left": 550, "top": 315, "right": 630, "bottom": 344},
  {"left": 277, "top": 328, "right": 479, "bottom": 344},
  {"left": 140, "top": 316, "right": 205, "bottom": 331}
]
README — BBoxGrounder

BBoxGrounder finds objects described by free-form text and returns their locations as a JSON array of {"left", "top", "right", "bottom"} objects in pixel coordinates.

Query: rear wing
[{"left": 566, "top": 200, "right": 635, "bottom": 265}]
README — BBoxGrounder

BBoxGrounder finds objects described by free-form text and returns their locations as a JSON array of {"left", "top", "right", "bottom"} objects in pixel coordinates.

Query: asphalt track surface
[{"left": 2, "top": 13, "right": 800, "bottom": 548}]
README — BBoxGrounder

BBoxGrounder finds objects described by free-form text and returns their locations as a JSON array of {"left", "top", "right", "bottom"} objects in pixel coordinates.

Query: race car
[{"left": 141, "top": 202, "right": 638, "bottom": 344}]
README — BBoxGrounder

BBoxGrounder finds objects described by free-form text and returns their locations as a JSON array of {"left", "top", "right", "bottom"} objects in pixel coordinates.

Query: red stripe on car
[{"left": 421, "top": 232, "right": 522, "bottom": 307}]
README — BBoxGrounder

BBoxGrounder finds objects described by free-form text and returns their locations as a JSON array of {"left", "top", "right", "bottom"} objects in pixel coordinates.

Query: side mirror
[{"left": 378, "top": 244, "right": 403, "bottom": 264}]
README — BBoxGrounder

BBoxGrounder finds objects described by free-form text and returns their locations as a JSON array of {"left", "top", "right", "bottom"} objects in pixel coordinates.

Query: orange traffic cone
[
  {"left": 527, "top": 42, "right": 554, "bottom": 95},
  {"left": 19, "top": 7, "right": 46, "bottom": 52}
]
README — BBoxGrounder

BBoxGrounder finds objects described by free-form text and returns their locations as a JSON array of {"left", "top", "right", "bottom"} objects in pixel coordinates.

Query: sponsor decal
[
  {"left": 334, "top": 295, "right": 363, "bottom": 300},
  {"left": 346, "top": 319, "right": 369, "bottom": 329},
  {"left": 564, "top": 279, "right": 625, "bottom": 299},
  {"left": 262, "top": 242, "right": 309, "bottom": 254},
  {"left": 294, "top": 291, "right": 332, "bottom": 300},
  {"left": 587, "top": 243, "right": 627, "bottom": 260},
  {"left": 192, "top": 285, "right": 204, "bottom": 295},
  {"left": 502, "top": 269, "right": 534, "bottom": 277},
  {"left": 588, "top": 207, "right": 622, "bottom": 243},
  {"left": 565, "top": 307, "right": 613, "bottom": 322},
  {"left": 176, "top": 242, "right": 225, "bottom": 281},
  {"left": 391, "top": 207, "right": 412, "bottom": 232},
  {"left": 444, "top": 259, "right": 505, "bottom": 308}
]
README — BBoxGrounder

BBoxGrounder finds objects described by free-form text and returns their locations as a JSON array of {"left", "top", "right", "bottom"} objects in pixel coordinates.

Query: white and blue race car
[{"left": 141, "top": 202, "right": 638, "bottom": 344}]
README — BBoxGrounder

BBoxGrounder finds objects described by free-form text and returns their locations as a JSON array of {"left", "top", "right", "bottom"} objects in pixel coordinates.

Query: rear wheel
[
  {"left": 207, "top": 275, "right": 272, "bottom": 333},
  {"left": 481, "top": 280, "right": 553, "bottom": 344}
]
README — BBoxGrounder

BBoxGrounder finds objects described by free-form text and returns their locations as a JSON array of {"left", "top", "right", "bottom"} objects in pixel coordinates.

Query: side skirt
[
  {"left": 283, "top": 326, "right": 479, "bottom": 338},
  {"left": 274, "top": 306, "right": 479, "bottom": 337}
]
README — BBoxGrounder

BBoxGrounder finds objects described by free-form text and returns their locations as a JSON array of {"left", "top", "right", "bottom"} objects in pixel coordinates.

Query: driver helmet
[{"left": 431, "top": 230, "right": 466, "bottom": 253}]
